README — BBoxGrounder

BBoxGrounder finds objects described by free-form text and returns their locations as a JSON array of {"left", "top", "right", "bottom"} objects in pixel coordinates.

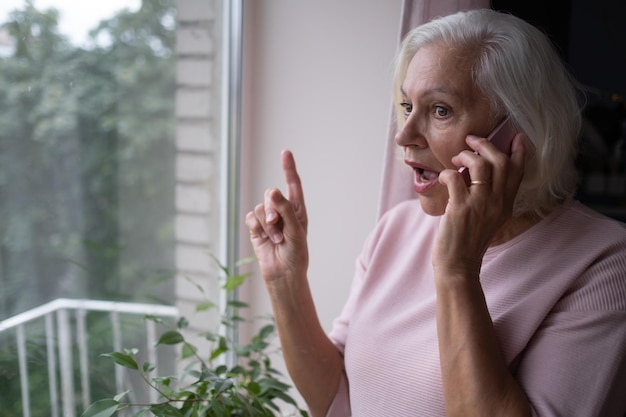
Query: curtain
[{"left": 377, "top": 0, "right": 490, "bottom": 217}]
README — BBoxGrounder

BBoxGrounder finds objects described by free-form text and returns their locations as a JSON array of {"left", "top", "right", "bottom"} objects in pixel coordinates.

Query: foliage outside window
[
  {"left": 0, "top": 1, "right": 176, "bottom": 319},
  {"left": 0, "top": 1, "right": 177, "bottom": 415}
]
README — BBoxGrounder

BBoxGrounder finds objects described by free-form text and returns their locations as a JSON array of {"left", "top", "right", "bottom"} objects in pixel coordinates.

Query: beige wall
[{"left": 240, "top": 0, "right": 403, "bottom": 338}]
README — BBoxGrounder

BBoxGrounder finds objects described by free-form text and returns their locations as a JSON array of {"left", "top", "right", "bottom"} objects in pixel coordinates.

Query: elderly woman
[{"left": 245, "top": 9, "right": 626, "bottom": 417}]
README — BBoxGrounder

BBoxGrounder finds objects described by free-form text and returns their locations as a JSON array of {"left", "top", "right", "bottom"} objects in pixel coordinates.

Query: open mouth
[
  {"left": 416, "top": 167, "right": 440, "bottom": 182},
  {"left": 404, "top": 160, "right": 441, "bottom": 193}
]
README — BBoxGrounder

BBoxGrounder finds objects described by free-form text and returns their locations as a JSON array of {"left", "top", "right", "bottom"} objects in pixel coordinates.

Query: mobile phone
[{"left": 459, "top": 116, "right": 517, "bottom": 186}]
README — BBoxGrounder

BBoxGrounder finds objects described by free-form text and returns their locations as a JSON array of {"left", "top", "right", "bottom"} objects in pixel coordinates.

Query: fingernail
[
  {"left": 272, "top": 232, "right": 283, "bottom": 243},
  {"left": 266, "top": 210, "right": 276, "bottom": 222}
]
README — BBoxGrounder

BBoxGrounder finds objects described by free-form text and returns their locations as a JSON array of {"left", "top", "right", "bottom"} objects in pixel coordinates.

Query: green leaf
[
  {"left": 266, "top": 364, "right": 283, "bottom": 376},
  {"left": 234, "top": 344, "right": 251, "bottom": 357},
  {"left": 258, "top": 324, "right": 275, "bottom": 340},
  {"left": 156, "top": 330, "right": 184, "bottom": 346},
  {"left": 172, "top": 390, "right": 197, "bottom": 401},
  {"left": 80, "top": 399, "right": 119, "bottom": 417},
  {"left": 143, "top": 361, "right": 156, "bottom": 373},
  {"left": 144, "top": 314, "right": 165, "bottom": 325},
  {"left": 214, "top": 364, "right": 228, "bottom": 375},
  {"left": 101, "top": 352, "right": 139, "bottom": 370},
  {"left": 249, "top": 338, "right": 269, "bottom": 352},
  {"left": 214, "top": 378, "right": 234, "bottom": 395},
  {"left": 153, "top": 376, "right": 173, "bottom": 387},
  {"left": 210, "top": 336, "right": 228, "bottom": 360},
  {"left": 235, "top": 391, "right": 259, "bottom": 415},
  {"left": 181, "top": 342, "right": 198, "bottom": 359},
  {"left": 248, "top": 360, "right": 261, "bottom": 380},
  {"left": 149, "top": 403, "right": 185, "bottom": 417},
  {"left": 131, "top": 409, "right": 150, "bottom": 417},
  {"left": 257, "top": 377, "right": 290, "bottom": 394},
  {"left": 247, "top": 381, "right": 261, "bottom": 395},
  {"left": 113, "top": 391, "right": 130, "bottom": 402},
  {"left": 228, "top": 365, "right": 245, "bottom": 376},
  {"left": 259, "top": 398, "right": 281, "bottom": 412},
  {"left": 236, "top": 256, "right": 257, "bottom": 267},
  {"left": 184, "top": 369, "right": 203, "bottom": 380},
  {"left": 230, "top": 315, "right": 245, "bottom": 323},
  {"left": 177, "top": 317, "right": 189, "bottom": 329},
  {"left": 195, "top": 300, "right": 216, "bottom": 312},
  {"left": 272, "top": 389, "right": 298, "bottom": 406},
  {"left": 223, "top": 273, "right": 249, "bottom": 291},
  {"left": 227, "top": 300, "right": 249, "bottom": 309},
  {"left": 208, "top": 253, "right": 230, "bottom": 275},
  {"left": 183, "top": 274, "right": 206, "bottom": 296},
  {"left": 159, "top": 383, "right": 175, "bottom": 398},
  {"left": 207, "top": 399, "right": 227, "bottom": 416},
  {"left": 199, "top": 331, "right": 217, "bottom": 341}
]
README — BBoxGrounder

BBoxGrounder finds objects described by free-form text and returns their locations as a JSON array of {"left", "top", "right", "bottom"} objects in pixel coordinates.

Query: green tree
[
  {"left": 74, "top": 0, "right": 178, "bottom": 302},
  {"left": 0, "top": 1, "right": 177, "bottom": 415},
  {"left": 0, "top": 0, "right": 176, "bottom": 318}
]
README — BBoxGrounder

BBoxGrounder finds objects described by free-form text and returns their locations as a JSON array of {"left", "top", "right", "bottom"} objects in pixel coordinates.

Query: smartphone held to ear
[{"left": 459, "top": 116, "right": 517, "bottom": 186}]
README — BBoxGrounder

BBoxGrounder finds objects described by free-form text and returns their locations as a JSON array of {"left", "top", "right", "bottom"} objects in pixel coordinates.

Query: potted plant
[{"left": 82, "top": 257, "right": 308, "bottom": 417}]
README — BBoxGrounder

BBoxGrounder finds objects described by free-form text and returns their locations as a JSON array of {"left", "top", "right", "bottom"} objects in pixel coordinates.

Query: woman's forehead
[{"left": 401, "top": 44, "right": 478, "bottom": 100}]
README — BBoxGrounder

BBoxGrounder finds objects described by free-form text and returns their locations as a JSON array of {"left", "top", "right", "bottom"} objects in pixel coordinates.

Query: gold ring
[{"left": 470, "top": 180, "right": 491, "bottom": 185}]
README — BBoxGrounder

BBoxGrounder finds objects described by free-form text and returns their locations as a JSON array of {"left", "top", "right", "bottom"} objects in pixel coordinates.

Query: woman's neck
[{"left": 490, "top": 212, "right": 543, "bottom": 247}]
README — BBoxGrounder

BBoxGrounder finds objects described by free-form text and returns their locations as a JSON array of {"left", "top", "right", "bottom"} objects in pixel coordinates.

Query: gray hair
[{"left": 393, "top": 9, "right": 582, "bottom": 217}]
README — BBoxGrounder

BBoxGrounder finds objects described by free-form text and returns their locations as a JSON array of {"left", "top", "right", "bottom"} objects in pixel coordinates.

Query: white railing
[{"left": 0, "top": 298, "right": 178, "bottom": 417}]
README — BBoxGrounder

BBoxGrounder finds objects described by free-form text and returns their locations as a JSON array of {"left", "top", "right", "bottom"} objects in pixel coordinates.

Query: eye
[
  {"left": 434, "top": 105, "right": 449, "bottom": 118},
  {"left": 400, "top": 102, "right": 413, "bottom": 116}
]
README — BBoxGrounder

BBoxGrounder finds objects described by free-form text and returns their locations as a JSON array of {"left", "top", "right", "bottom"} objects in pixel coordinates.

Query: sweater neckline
[{"left": 483, "top": 200, "right": 572, "bottom": 261}]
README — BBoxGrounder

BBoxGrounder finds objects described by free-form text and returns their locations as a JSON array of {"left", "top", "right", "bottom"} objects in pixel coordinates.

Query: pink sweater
[{"left": 326, "top": 199, "right": 626, "bottom": 416}]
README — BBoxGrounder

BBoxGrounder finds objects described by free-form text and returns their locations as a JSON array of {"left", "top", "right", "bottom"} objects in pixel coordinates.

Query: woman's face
[{"left": 395, "top": 43, "right": 498, "bottom": 215}]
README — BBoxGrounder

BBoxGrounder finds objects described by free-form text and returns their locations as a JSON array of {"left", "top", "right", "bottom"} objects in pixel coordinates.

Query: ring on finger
[{"left": 470, "top": 179, "right": 491, "bottom": 185}]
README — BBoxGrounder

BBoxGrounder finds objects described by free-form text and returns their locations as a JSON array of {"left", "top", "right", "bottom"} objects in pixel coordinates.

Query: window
[
  {"left": 0, "top": 1, "right": 233, "bottom": 415},
  {"left": 0, "top": 0, "right": 177, "bottom": 315}
]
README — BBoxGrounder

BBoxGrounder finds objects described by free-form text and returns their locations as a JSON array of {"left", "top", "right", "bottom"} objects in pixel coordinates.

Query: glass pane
[
  {"left": 0, "top": 0, "right": 177, "bottom": 317},
  {"left": 0, "top": 1, "right": 229, "bottom": 415}
]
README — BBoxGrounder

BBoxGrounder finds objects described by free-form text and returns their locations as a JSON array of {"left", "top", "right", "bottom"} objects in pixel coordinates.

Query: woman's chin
[{"left": 418, "top": 196, "right": 446, "bottom": 216}]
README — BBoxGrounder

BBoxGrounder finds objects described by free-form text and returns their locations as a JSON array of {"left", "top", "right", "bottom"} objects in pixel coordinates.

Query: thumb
[{"left": 268, "top": 188, "right": 305, "bottom": 242}]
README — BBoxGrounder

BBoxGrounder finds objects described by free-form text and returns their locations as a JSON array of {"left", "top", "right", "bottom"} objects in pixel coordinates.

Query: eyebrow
[{"left": 399, "top": 85, "right": 460, "bottom": 99}]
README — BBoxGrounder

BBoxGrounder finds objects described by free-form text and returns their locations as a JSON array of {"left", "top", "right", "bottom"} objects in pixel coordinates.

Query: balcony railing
[{"left": 0, "top": 298, "right": 178, "bottom": 417}]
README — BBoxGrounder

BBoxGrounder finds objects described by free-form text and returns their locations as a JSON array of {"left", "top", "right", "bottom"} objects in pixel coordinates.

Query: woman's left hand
[
  {"left": 433, "top": 132, "right": 533, "bottom": 417},
  {"left": 433, "top": 133, "right": 528, "bottom": 278}
]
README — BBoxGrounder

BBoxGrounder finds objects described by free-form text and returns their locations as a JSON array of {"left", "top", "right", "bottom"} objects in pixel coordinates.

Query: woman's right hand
[
  {"left": 246, "top": 151, "right": 344, "bottom": 417},
  {"left": 245, "top": 150, "right": 309, "bottom": 282}
]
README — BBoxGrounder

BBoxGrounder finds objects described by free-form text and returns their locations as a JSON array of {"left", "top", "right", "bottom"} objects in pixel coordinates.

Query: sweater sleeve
[
  {"left": 323, "top": 257, "right": 366, "bottom": 417},
  {"left": 327, "top": 253, "right": 367, "bottom": 352},
  {"left": 324, "top": 227, "right": 376, "bottom": 417},
  {"left": 517, "top": 242, "right": 626, "bottom": 417},
  {"left": 327, "top": 204, "right": 401, "bottom": 351},
  {"left": 324, "top": 201, "right": 435, "bottom": 416},
  {"left": 325, "top": 373, "right": 351, "bottom": 417},
  {"left": 521, "top": 310, "right": 626, "bottom": 417}
]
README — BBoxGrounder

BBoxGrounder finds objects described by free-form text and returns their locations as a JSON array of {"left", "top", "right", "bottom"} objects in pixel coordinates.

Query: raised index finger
[{"left": 281, "top": 149, "right": 308, "bottom": 224}]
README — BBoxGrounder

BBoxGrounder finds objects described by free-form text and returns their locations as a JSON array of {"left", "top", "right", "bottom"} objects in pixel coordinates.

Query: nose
[{"left": 394, "top": 114, "right": 427, "bottom": 149}]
